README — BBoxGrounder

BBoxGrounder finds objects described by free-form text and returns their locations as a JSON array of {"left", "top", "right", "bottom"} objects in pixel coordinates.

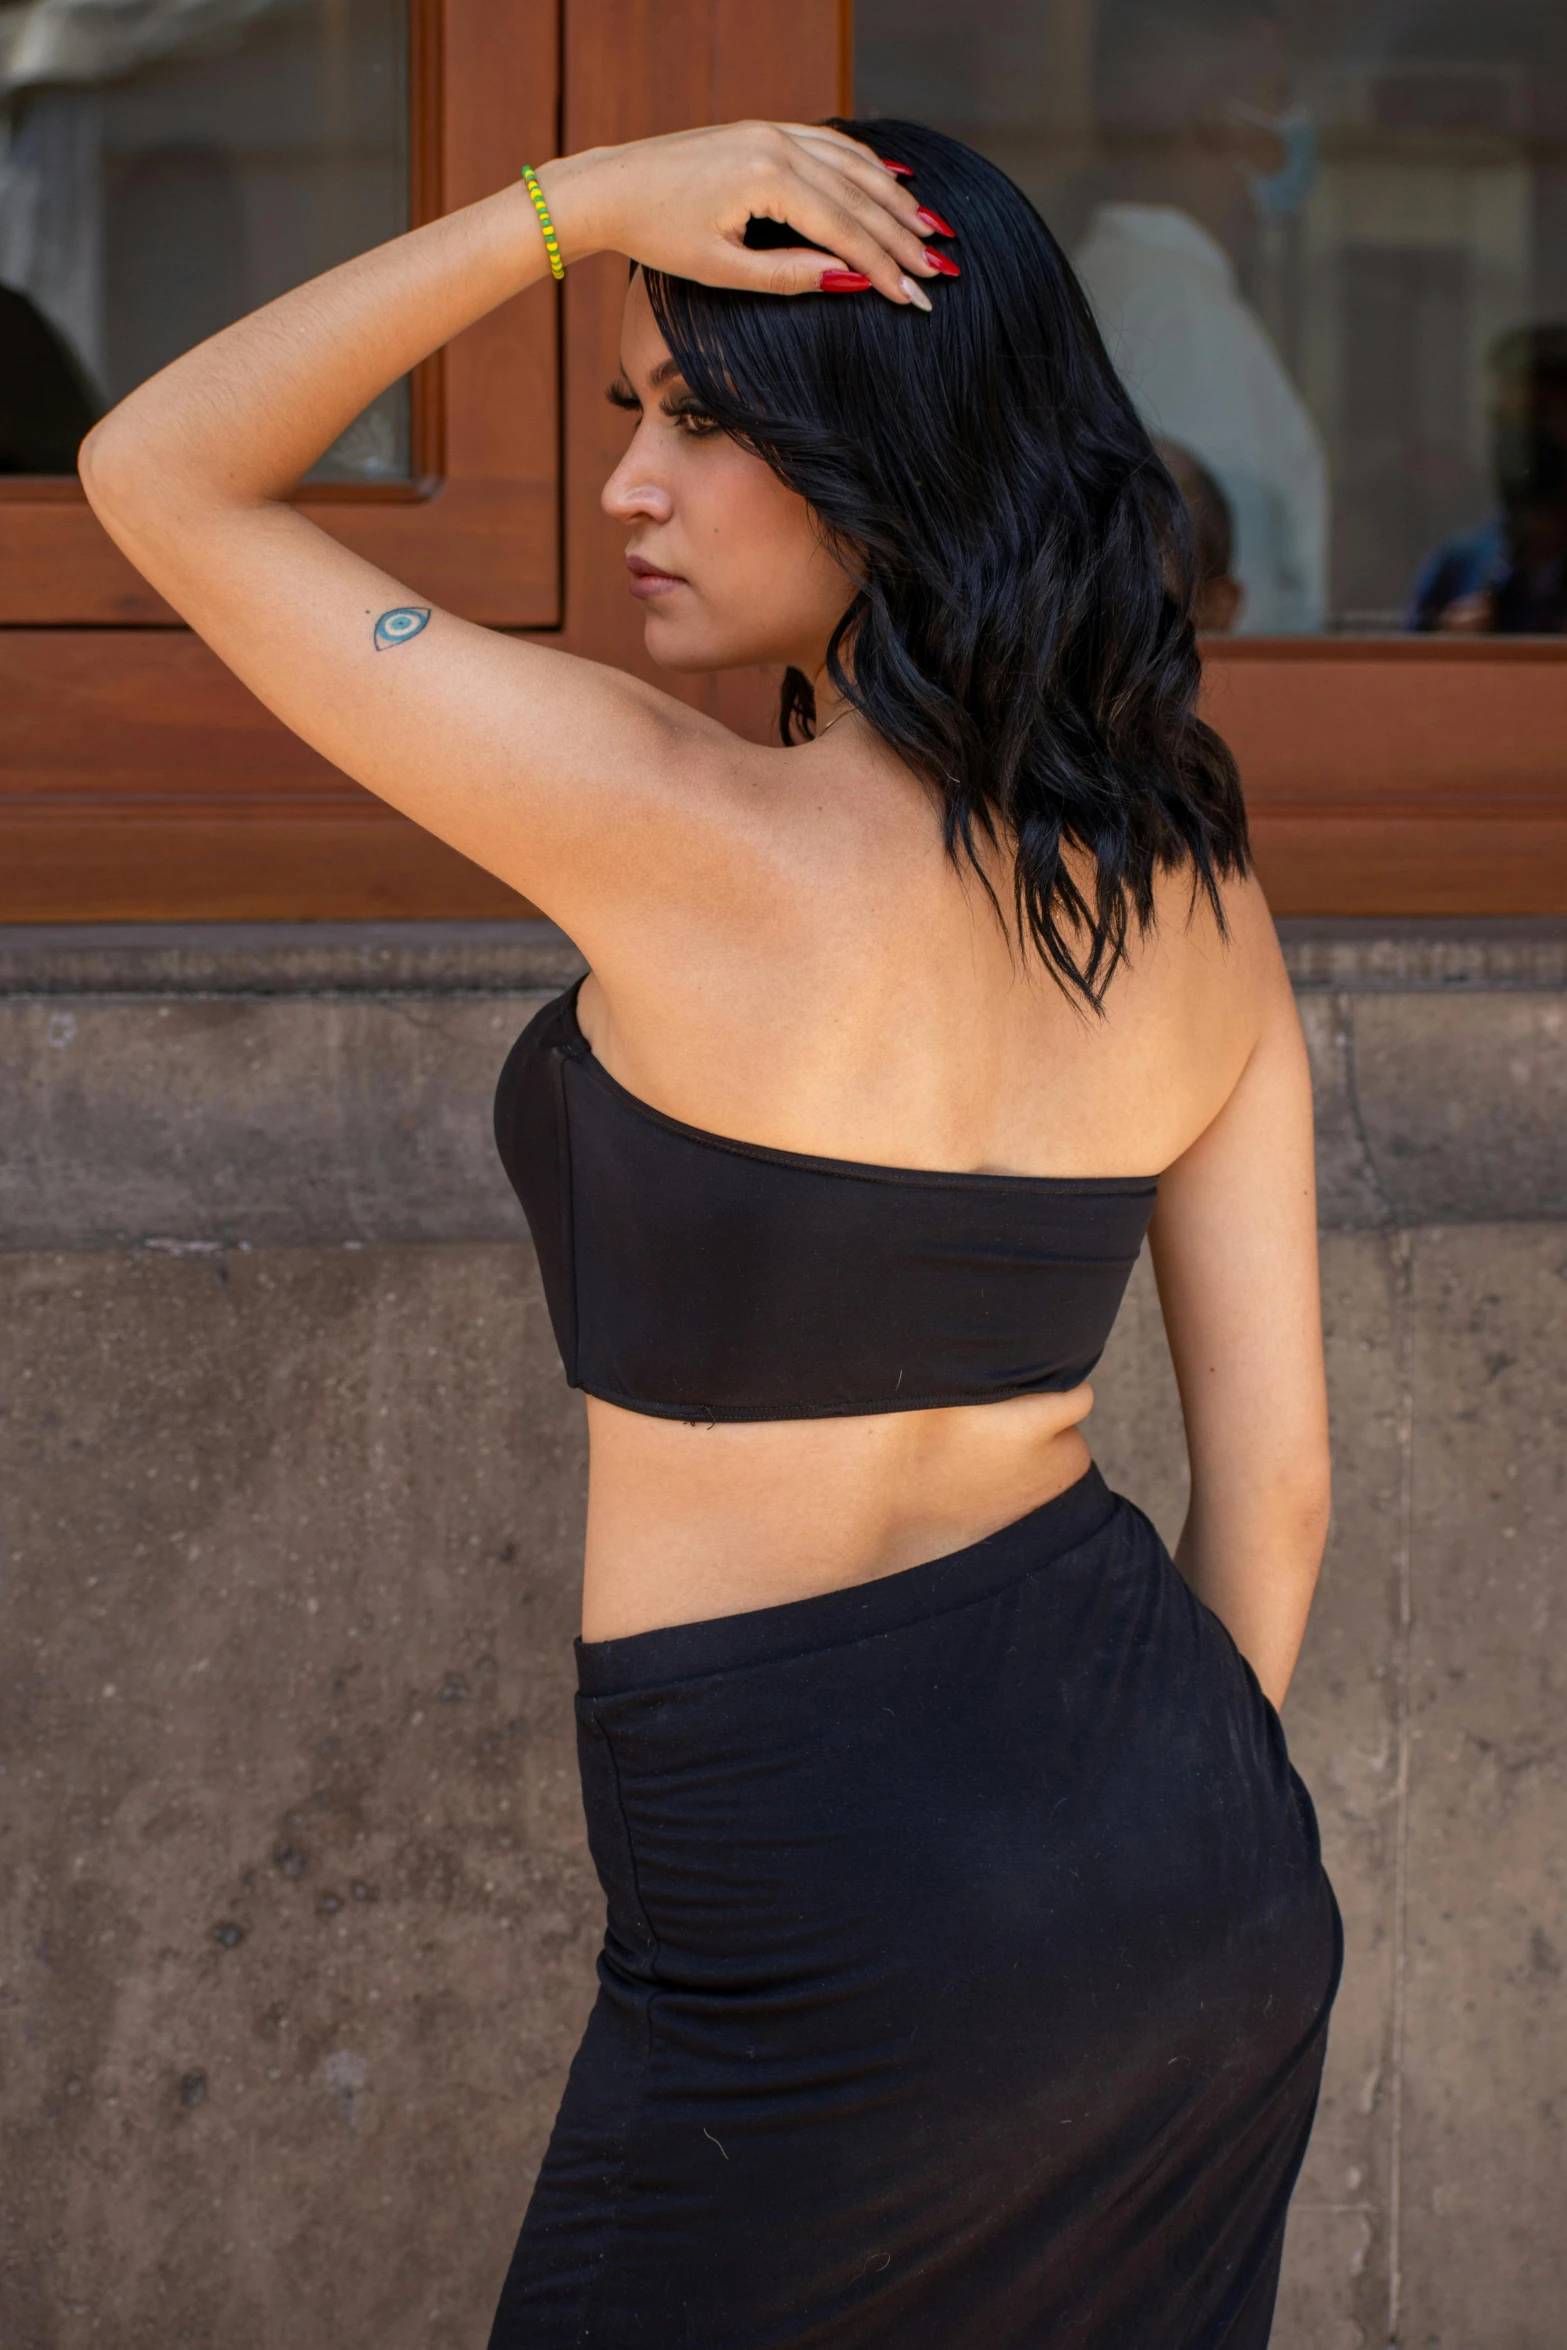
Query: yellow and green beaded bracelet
[{"left": 521, "top": 165, "right": 565, "bottom": 281}]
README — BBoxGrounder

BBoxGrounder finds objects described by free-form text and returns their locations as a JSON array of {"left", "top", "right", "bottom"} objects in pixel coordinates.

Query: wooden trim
[
  {"left": 1200, "top": 638, "right": 1567, "bottom": 811},
  {"left": 0, "top": 630, "right": 534, "bottom": 920},
  {"left": 1201, "top": 635, "right": 1567, "bottom": 665},
  {"left": 0, "top": 0, "right": 833, "bottom": 924},
  {"left": 6, "top": 0, "right": 1566, "bottom": 922},
  {"left": 1245, "top": 819, "right": 1567, "bottom": 918},
  {"left": 5, "top": 810, "right": 528, "bottom": 923},
  {"left": 9, "top": 625, "right": 1564, "bottom": 923},
  {"left": 844, "top": 4, "right": 1567, "bottom": 920},
  {"left": 0, "top": 0, "right": 562, "bottom": 921},
  {"left": 408, "top": 0, "right": 447, "bottom": 482},
  {"left": 1199, "top": 641, "right": 1567, "bottom": 915},
  {"left": 0, "top": 0, "right": 559, "bottom": 629}
]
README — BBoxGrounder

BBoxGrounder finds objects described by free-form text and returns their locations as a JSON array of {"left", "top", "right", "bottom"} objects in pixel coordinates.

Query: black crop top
[{"left": 493, "top": 980, "right": 1156, "bottom": 1424}]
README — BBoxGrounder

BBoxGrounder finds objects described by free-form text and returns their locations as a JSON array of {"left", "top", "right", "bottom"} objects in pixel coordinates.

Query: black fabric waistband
[{"left": 575, "top": 1465, "right": 1119, "bottom": 1698}]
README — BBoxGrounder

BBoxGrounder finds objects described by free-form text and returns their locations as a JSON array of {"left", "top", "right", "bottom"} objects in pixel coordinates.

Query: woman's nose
[{"left": 602, "top": 446, "right": 674, "bottom": 525}]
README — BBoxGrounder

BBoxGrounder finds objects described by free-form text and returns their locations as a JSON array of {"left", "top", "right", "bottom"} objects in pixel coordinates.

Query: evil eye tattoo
[{"left": 373, "top": 605, "right": 431, "bottom": 651}]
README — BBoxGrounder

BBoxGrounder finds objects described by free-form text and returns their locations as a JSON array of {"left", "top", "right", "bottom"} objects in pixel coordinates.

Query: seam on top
[
  {"left": 591, "top": 1714, "right": 663, "bottom": 1981},
  {"left": 554, "top": 981, "right": 1160, "bottom": 1199},
  {"left": 550, "top": 1017, "right": 581, "bottom": 1388},
  {"left": 573, "top": 1722, "right": 661, "bottom": 2345},
  {"left": 574, "top": 1374, "right": 1112, "bottom": 1423}
]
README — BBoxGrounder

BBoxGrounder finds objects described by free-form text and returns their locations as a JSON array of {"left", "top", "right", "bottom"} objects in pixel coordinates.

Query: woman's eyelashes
[
  {"left": 662, "top": 395, "right": 720, "bottom": 437},
  {"left": 603, "top": 379, "right": 719, "bottom": 437}
]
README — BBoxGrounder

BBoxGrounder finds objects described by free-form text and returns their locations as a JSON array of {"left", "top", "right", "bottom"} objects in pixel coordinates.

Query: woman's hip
[
  {"left": 572, "top": 1471, "right": 1336, "bottom": 2034},
  {"left": 493, "top": 1476, "right": 1342, "bottom": 2348}
]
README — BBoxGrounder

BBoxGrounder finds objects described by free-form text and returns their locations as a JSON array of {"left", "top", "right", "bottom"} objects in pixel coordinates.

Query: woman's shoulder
[
  {"left": 1133, "top": 863, "right": 1284, "bottom": 996},
  {"left": 1060, "top": 865, "right": 1292, "bottom": 1169}
]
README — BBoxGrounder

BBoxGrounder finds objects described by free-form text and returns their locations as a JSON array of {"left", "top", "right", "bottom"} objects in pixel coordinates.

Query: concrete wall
[{"left": 2, "top": 919, "right": 1564, "bottom": 2350}]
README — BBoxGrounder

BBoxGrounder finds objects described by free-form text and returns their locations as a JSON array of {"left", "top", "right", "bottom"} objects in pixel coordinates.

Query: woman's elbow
[
  {"left": 77, "top": 414, "right": 136, "bottom": 528},
  {"left": 78, "top": 407, "right": 199, "bottom": 571},
  {"left": 1277, "top": 1450, "right": 1334, "bottom": 1569}
]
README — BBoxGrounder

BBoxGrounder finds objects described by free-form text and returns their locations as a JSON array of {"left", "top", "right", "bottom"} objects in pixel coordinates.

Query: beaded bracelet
[{"left": 521, "top": 166, "right": 565, "bottom": 281}]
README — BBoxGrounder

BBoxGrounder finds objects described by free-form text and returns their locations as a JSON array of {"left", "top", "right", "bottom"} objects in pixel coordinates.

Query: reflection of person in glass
[
  {"left": 1408, "top": 327, "right": 1567, "bottom": 636},
  {"left": 1155, "top": 437, "right": 1244, "bottom": 633},
  {"left": 1074, "top": 0, "right": 1327, "bottom": 634},
  {"left": 0, "top": 282, "right": 98, "bottom": 472}
]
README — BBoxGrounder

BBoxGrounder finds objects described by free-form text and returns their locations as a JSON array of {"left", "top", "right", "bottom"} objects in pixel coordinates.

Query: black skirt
[{"left": 489, "top": 1469, "right": 1341, "bottom": 2349}]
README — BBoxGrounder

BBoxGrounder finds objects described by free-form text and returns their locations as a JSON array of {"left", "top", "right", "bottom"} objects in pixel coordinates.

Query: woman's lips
[{"left": 626, "top": 554, "right": 686, "bottom": 600}]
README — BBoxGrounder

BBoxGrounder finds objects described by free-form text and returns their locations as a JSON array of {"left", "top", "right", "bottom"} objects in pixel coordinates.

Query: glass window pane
[
  {"left": 858, "top": 1, "right": 1567, "bottom": 636},
  {"left": 0, "top": 0, "right": 409, "bottom": 482}
]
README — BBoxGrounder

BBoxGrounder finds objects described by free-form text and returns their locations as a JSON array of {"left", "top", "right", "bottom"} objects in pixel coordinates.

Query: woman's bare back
[
  {"left": 78, "top": 116, "right": 1327, "bottom": 1703},
  {"left": 574, "top": 724, "right": 1291, "bottom": 1639}
]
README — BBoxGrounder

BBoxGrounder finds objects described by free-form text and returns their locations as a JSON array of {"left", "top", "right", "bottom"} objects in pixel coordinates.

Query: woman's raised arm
[{"left": 76, "top": 124, "right": 939, "bottom": 935}]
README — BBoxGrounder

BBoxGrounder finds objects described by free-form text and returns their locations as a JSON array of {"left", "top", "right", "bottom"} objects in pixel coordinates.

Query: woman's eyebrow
[{"left": 609, "top": 360, "right": 686, "bottom": 397}]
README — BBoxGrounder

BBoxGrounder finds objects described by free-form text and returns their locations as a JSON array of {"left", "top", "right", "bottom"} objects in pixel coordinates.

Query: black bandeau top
[{"left": 493, "top": 980, "right": 1157, "bottom": 1424}]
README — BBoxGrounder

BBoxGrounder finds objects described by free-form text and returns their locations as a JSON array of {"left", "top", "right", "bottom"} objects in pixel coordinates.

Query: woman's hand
[{"left": 536, "top": 122, "right": 951, "bottom": 309}]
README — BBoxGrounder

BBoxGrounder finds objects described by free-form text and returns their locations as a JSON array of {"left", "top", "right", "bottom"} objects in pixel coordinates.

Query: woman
[{"left": 81, "top": 117, "right": 1340, "bottom": 2350}]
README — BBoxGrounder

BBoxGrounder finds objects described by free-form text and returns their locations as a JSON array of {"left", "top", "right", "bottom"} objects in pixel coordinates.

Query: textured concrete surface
[
  {"left": 0, "top": 921, "right": 587, "bottom": 1000},
  {"left": 1295, "top": 995, "right": 1393, "bottom": 1233},
  {"left": 3, "top": 921, "right": 1566, "bottom": 1247},
  {"left": 1350, "top": 996, "right": 1567, "bottom": 1225},
  {"left": 1094, "top": 1242, "right": 1410, "bottom": 2350},
  {"left": 1398, "top": 1230, "right": 1567, "bottom": 2348},
  {"left": 0, "top": 1248, "right": 593, "bottom": 2350},
  {"left": 1096, "top": 1233, "right": 1567, "bottom": 2347},
  {"left": 2, "top": 919, "right": 1563, "bottom": 2347},
  {"left": 6, "top": 914, "right": 1566, "bottom": 995},
  {"left": 1276, "top": 915, "right": 1567, "bottom": 994},
  {"left": 4, "top": 1233, "right": 1561, "bottom": 2347},
  {"left": 0, "top": 994, "right": 546, "bottom": 1251},
  {"left": 1293, "top": 989, "right": 1567, "bottom": 1228}
]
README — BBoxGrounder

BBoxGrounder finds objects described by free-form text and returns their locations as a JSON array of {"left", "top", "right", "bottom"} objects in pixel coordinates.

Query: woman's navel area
[{"left": 577, "top": 1385, "right": 1097, "bottom": 1642}]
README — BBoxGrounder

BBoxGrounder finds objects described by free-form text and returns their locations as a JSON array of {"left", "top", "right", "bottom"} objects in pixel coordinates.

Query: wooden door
[
  {"left": 1, "top": 0, "right": 562, "bottom": 920},
  {"left": 11, "top": 0, "right": 1560, "bottom": 921}
]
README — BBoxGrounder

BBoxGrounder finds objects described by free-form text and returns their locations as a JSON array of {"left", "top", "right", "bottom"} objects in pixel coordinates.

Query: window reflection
[
  {"left": 1408, "top": 327, "right": 1567, "bottom": 633},
  {"left": 0, "top": 0, "right": 408, "bottom": 482},
  {"left": 857, "top": 0, "right": 1567, "bottom": 635}
]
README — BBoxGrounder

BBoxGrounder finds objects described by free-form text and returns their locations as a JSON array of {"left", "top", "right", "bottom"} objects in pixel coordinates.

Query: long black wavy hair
[{"left": 642, "top": 117, "right": 1248, "bottom": 1009}]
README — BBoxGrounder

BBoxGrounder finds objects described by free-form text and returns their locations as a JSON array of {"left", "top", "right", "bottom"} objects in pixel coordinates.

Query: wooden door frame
[
  {"left": 0, "top": 0, "right": 844, "bottom": 922},
  {"left": 0, "top": 0, "right": 560, "bottom": 632},
  {"left": 3, "top": 0, "right": 1566, "bottom": 921},
  {"left": 1204, "top": 638, "right": 1567, "bottom": 916},
  {"left": 0, "top": 0, "right": 564, "bottom": 921},
  {"left": 840, "top": 0, "right": 1567, "bottom": 918}
]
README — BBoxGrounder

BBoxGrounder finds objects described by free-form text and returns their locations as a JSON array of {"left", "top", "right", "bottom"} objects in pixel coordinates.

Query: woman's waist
[{"left": 579, "top": 1387, "right": 1095, "bottom": 1642}]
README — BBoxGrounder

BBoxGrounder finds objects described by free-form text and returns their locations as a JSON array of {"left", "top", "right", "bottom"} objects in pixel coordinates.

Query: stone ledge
[
  {"left": 3, "top": 916, "right": 1565, "bottom": 998},
  {"left": 0, "top": 920, "right": 586, "bottom": 998},
  {"left": 2, "top": 923, "right": 1563, "bottom": 1246},
  {"left": 1277, "top": 917, "right": 1567, "bottom": 993}
]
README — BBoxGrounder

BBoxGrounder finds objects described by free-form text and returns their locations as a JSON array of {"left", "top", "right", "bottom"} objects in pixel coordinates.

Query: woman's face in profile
[{"left": 600, "top": 272, "right": 857, "bottom": 678}]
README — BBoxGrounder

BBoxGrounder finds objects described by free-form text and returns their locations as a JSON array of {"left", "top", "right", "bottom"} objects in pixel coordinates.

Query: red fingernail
[
  {"left": 916, "top": 208, "right": 956, "bottom": 238},
  {"left": 881, "top": 160, "right": 914, "bottom": 177},
  {"left": 820, "top": 269, "right": 873, "bottom": 291},
  {"left": 924, "top": 248, "right": 961, "bottom": 277}
]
